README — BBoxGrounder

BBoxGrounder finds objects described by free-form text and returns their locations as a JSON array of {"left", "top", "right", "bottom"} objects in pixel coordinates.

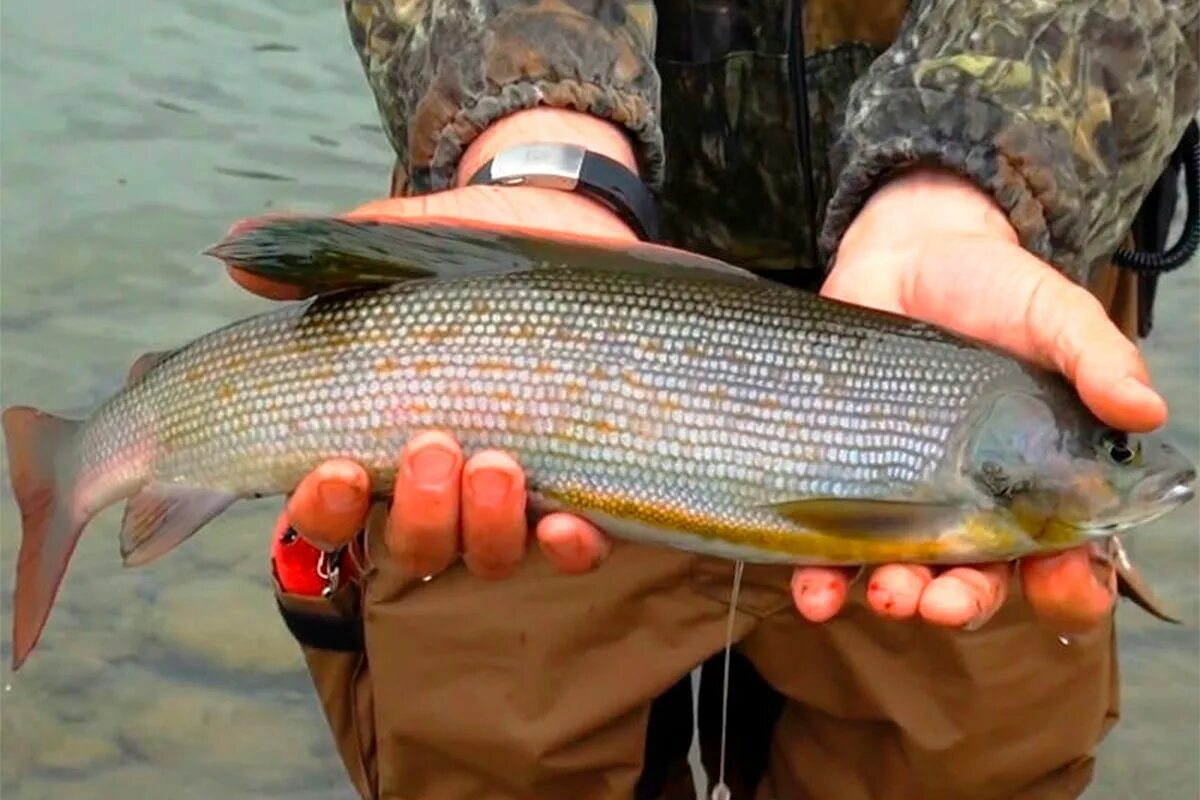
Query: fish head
[{"left": 960, "top": 388, "right": 1196, "bottom": 538}]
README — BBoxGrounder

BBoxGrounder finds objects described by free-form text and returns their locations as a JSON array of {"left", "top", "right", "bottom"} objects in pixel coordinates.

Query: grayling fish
[{"left": 2, "top": 217, "right": 1194, "bottom": 669}]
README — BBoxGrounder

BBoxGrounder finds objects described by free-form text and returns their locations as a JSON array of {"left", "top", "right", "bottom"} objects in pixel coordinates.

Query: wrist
[
  {"left": 836, "top": 165, "right": 1019, "bottom": 268},
  {"left": 456, "top": 108, "right": 639, "bottom": 189},
  {"left": 477, "top": 184, "right": 643, "bottom": 240},
  {"left": 874, "top": 166, "right": 1018, "bottom": 242}
]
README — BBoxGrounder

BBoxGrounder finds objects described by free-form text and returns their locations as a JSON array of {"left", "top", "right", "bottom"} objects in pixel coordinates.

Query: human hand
[
  {"left": 234, "top": 109, "right": 633, "bottom": 581},
  {"left": 806, "top": 165, "right": 1168, "bottom": 632}
]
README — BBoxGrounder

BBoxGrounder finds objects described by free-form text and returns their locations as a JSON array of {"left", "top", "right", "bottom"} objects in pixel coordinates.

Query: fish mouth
[
  {"left": 1079, "top": 468, "right": 1196, "bottom": 535},
  {"left": 1157, "top": 482, "right": 1196, "bottom": 506},
  {"left": 1134, "top": 467, "right": 1197, "bottom": 508}
]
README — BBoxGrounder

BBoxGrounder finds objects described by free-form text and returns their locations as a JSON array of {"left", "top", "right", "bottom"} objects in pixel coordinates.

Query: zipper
[{"left": 787, "top": 0, "right": 821, "bottom": 270}]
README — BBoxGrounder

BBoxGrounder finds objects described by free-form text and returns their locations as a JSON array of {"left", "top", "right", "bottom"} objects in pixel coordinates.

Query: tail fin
[{"left": 2, "top": 406, "right": 85, "bottom": 670}]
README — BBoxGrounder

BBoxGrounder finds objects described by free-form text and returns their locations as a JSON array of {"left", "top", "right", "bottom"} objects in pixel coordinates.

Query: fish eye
[{"left": 1097, "top": 430, "right": 1140, "bottom": 466}]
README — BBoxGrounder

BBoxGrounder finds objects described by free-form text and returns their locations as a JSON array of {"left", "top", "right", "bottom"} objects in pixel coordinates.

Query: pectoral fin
[
  {"left": 120, "top": 484, "right": 237, "bottom": 567},
  {"left": 204, "top": 215, "right": 764, "bottom": 293},
  {"left": 760, "top": 498, "right": 969, "bottom": 538}
]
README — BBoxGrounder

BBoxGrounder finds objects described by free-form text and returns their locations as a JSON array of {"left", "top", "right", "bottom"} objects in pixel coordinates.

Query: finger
[
  {"left": 344, "top": 188, "right": 640, "bottom": 244},
  {"left": 535, "top": 513, "right": 610, "bottom": 574},
  {"left": 216, "top": 215, "right": 317, "bottom": 300},
  {"left": 790, "top": 567, "right": 853, "bottom": 623},
  {"left": 903, "top": 238, "right": 1167, "bottom": 432},
  {"left": 460, "top": 450, "right": 529, "bottom": 579},
  {"left": 226, "top": 265, "right": 312, "bottom": 301},
  {"left": 1020, "top": 546, "right": 1116, "bottom": 633},
  {"left": 1021, "top": 268, "right": 1165, "bottom": 432},
  {"left": 917, "top": 564, "right": 1011, "bottom": 628},
  {"left": 387, "top": 430, "right": 464, "bottom": 577},
  {"left": 284, "top": 458, "right": 372, "bottom": 550},
  {"left": 865, "top": 564, "right": 934, "bottom": 619}
]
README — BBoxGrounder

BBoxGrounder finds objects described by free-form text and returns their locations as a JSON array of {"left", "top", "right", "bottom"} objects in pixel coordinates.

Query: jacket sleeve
[
  {"left": 818, "top": 0, "right": 1200, "bottom": 283},
  {"left": 343, "top": 0, "right": 663, "bottom": 196}
]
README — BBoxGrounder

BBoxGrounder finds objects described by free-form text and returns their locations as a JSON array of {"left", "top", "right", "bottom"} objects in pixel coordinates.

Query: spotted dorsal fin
[{"left": 204, "top": 215, "right": 765, "bottom": 294}]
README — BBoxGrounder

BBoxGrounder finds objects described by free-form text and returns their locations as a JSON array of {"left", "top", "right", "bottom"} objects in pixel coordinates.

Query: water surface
[{"left": 0, "top": 3, "right": 1197, "bottom": 798}]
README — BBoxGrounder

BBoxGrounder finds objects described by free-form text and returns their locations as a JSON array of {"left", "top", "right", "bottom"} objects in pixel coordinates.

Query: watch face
[
  {"left": 473, "top": 143, "right": 659, "bottom": 241},
  {"left": 487, "top": 143, "right": 585, "bottom": 191}
]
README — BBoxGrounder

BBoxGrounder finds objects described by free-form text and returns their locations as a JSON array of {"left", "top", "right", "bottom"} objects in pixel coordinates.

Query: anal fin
[{"left": 120, "top": 483, "right": 237, "bottom": 567}]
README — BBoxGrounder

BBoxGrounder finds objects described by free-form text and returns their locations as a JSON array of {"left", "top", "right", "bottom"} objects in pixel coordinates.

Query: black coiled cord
[{"left": 1113, "top": 119, "right": 1200, "bottom": 275}]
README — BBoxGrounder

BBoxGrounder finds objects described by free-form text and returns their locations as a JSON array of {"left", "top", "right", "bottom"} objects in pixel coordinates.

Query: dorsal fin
[{"left": 204, "top": 215, "right": 764, "bottom": 294}]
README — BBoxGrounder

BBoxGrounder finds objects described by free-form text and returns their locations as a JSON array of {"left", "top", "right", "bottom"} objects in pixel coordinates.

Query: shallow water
[{"left": 0, "top": 2, "right": 1197, "bottom": 799}]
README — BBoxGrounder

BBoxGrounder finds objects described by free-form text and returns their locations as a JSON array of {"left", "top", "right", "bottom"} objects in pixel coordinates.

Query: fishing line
[{"left": 711, "top": 559, "right": 745, "bottom": 800}]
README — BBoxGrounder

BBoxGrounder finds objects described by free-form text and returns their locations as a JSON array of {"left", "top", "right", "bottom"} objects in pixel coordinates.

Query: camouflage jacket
[{"left": 343, "top": 0, "right": 1198, "bottom": 287}]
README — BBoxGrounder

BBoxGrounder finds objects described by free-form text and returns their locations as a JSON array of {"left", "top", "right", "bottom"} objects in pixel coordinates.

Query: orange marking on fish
[
  {"left": 590, "top": 419, "right": 619, "bottom": 435},
  {"left": 534, "top": 360, "right": 556, "bottom": 376},
  {"left": 218, "top": 382, "right": 236, "bottom": 402},
  {"left": 375, "top": 356, "right": 402, "bottom": 374},
  {"left": 186, "top": 367, "right": 204, "bottom": 384},
  {"left": 621, "top": 370, "right": 644, "bottom": 388},
  {"left": 310, "top": 364, "right": 336, "bottom": 381},
  {"left": 413, "top": 359, "right": 440, "bottom": 375},
  {"left": 223, "top": 353, "right": 249, "bottom": 371},
  {"left": 560, "top": 327, "right": 591, "bottom": 345},
  {"left": 508, "top": 323, "right": 538, "bottom": 340},
  {"left": 630, "top": 416, "right": 658, "bottom": 438},
  {"left": 411, "top": 326, "right": 460, "bottom": 344}
]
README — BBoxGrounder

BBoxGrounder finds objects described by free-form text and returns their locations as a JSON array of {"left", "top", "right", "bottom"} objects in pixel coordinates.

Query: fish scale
[
  {"left": 83, "top": 267, "right": 1017, "bottom": 556},
  {"left": 5, "top": 216, "right": 1192, "bottom": 670}
]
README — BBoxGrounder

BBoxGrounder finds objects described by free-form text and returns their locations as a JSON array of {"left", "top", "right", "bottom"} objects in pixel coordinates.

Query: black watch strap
[{"left": 467, "top": 143, "right": 661, "bottom": 242}]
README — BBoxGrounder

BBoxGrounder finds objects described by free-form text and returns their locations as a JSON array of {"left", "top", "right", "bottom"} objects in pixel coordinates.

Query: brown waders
[{"left": 271, "top": 257, "right": 1176, "bottom": 800}]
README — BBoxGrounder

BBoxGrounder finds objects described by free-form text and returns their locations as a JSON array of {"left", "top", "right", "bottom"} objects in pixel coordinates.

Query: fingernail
[
  {"left": 468, "top": 468, "right": 512, "bottom": 507},
  {"left": 317, "top": 478, "right": 364, "bottom": 514},
  {"left": 542, "top": 530, "right": 580, "bottom": 561},
  {"left": 1115, "top": 376, "right": 1164, "bottom": 412},
  {"left": 410, "top": 445, "right": 457, "bottom": 486},
  {"left": 802, "top": 586, "right": 830, "bottom": 609},
  {"left": 962, "top": 613, "right": 989, "bottom": 632}
]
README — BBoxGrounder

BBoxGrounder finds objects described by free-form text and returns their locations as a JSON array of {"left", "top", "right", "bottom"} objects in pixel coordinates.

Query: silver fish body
[{"left": 4, "top": 217, "right": 1194, "bottom": 669}]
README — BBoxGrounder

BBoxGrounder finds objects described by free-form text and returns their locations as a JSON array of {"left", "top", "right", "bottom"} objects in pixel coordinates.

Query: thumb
[
  {"left": 1017, "top": 255, "right": 1166, "bottom": 433},
  {"left": 898, "top": 235, "right": 1167, "bottom": 433}
]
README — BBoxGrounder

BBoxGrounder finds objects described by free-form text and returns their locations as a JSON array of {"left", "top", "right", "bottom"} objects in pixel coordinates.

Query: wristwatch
[{"left": 466, "top": 142, "right": 661, "bottom": 242}]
